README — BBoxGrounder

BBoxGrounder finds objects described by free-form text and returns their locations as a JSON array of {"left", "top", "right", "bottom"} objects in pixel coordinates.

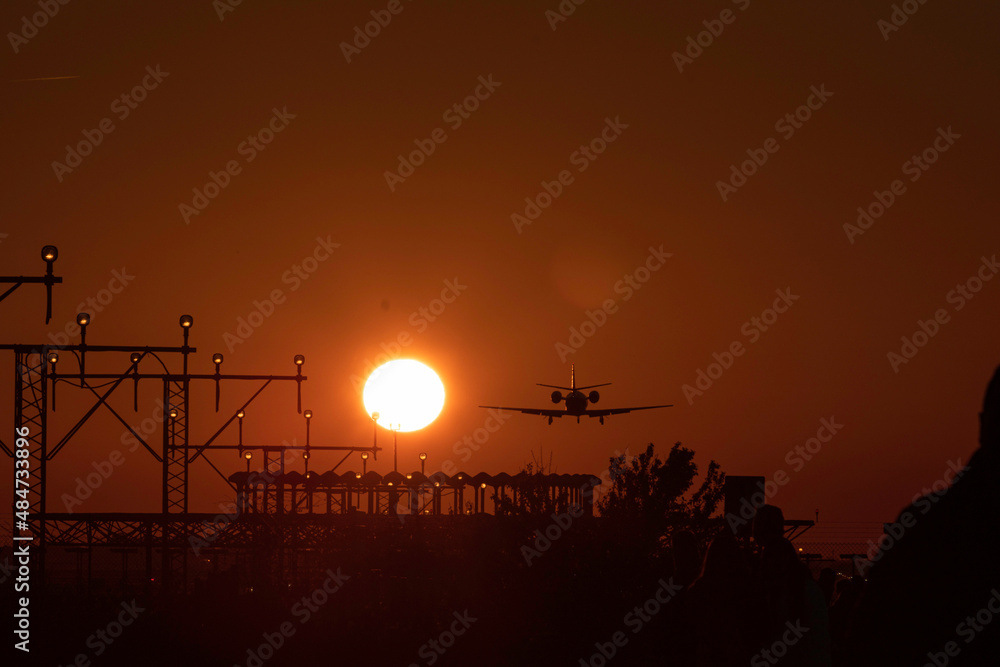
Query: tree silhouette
[{"left": 598, "top": 442, "right": 725, "bottom": 550}]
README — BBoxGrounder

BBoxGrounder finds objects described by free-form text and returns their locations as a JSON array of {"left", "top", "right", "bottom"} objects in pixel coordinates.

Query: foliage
[{"left": 597, "top": 442, "right": 725, "bottom": 545}]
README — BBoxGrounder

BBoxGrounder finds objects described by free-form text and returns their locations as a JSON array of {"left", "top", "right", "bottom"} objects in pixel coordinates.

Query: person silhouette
[
  {"left": 829, "top": 577, "right": 859, "bottom": 660},
  {"left": 847, "top": 365, "right": 1000, "bottom": 665},
  {"left": 688, "top": 531, "right": 758, "bottom": 665},
  {"left": 753, "top": 510, "right": 832, "bottom": 666},
  {"left": 818, "top": 567, "right": 836, "bottom": 606}
]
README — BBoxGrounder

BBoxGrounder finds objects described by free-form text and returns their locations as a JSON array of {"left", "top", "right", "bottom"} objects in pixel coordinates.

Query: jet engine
[
  {"left": 588, "top": 390, "right": 600, "bottom": 404},
  {"left": 550, "top": 390, "right": 563, "bottom": 404}
]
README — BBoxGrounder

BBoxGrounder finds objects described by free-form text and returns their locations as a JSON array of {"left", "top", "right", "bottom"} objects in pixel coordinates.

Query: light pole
[
  {"left": 391, "top": 423, "right": 400, "bottom": 473},
  {"left": 361, "top": 451, "right": 369, "bottom": 475},
  {"left": 419, "top": 452, "right": 427, "bottom": 475},
  {"left": 168, "top": 406, "right": 178, "bottom": 451},
  {"left": 212, "top": 353, "right": 223, "bottom": 410},
  {"left": 244, "top": 450, "right": 252, "bottom": 474},
  {"left": 371, "top": 411, "right": 379, "bottom": 462},
  {"left": 42, "top": 245, "right": 57, "bottom": 322},
  {"left": 76, "top": 313, "right": 90, "bottom": 384},
  {"left": 303, "top": 409, "right": 312, "bottom": 476},
  {"left": 47, "top": 351, "right": 58, "bottom": 409}
]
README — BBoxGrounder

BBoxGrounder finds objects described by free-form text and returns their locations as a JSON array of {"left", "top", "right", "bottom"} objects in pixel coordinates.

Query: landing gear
[
  {"left": 547, "top": 416, "right": 553, "bottom": 425},
  {"left": 599, "top": 416, "right": 604, "bottom": 425}
]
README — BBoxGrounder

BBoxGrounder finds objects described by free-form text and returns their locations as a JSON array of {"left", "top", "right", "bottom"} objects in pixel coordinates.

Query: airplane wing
[
  {"left": 477, "top": 405, "right": 569, "bottom": 418},
  {"left": 584, "top": 405, "right": 673, "bottom": 417}
]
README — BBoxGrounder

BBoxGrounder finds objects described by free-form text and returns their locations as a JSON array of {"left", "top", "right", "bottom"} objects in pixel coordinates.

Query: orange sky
[{"left": 2, "top": 1, "right": 999, "bottom": 526}]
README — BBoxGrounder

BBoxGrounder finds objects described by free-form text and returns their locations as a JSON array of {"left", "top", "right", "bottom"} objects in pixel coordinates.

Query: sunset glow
[{"left": 362, "top": 359, "right": 445, "bottom": 432}]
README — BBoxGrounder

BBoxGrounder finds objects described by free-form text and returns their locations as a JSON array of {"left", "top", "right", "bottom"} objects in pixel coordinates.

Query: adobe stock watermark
[
  {"left": 61, "top": 395, "right": 180, "bottom": 512},
  {"left": 681, "top": 288, "right": 799, "bottom": 404},
  {"left": 50, "top": 600, "right": 145, "bottom": 663},
  {"left": 60, "top": 435, "right": 142, "bottom": 513},
  {"left": 521, "top": 505, "right": 586, "bottom": 566},
  {"left": 406, "top": 610, "right": 477, "bottom": 666},
  {"left": 223, "top": 235, "right": 340, "bottom": 352},
  {"left": 191, "top": 457, "right": 291, "bottom": 554},
  {"left": 178, "top": 107, "right": 296, "bottom": 224},
  {"left": 511, "top": 117, "right": 628, "bottom": 234},
  {"left": 843, "top": 126, "right": 960, "bottom": 244},
  {"left": 726, "top": 416, "right": 844, "bottom": 534},
  {"left": 886, "top": 254, "right": 997, "bottom": 373},
  {"left": 213, "top": 0, "right": 245, "bottom": 21},
  {"left": 339, "top": 0, "right": 415, "bottom": 63},
  {"left": 236, "top": 568, "right": 350, "bottom": 667},
  {"left": 519, "top": 449, "right": 634, "bottom": 559},
  {"left": 349, "top": 277, "right": 467, "bottom": 393},
  {"left": 578, "top": 577, "right": 682, "bottom": 666},
  {"left": 855, "top": 458, "right": 964, "bottom": 575},
  {"left": 395, "top": 409, "right": 513, "bottom": 524},
  {"left": 751, "top": 620, "right": 810, "bottom": 666},
  {"left": 7, "top": 0, "right": 73, "bottom": 54},
  {"left": 384, "top": 75, "right": 501, "bottom": 192},
  {"left": 716, "top": 85, "right": 833, "bottom": 202},
  {"left": 672, "top": 0, "right": 752, "bottom": 73},
  {"left": 544, "top": 0, "right": 588, "bottom": 30},
  {"left": 189, "top": 499, "right": 249, "bottom": 555},
  {"left": 554, "top": 245, "right": 671, "bottom": 362},
  {"left": 52, "top": 66, "right": 170, "bottom": 182},
  {"left": 877, "top": 0, "right": 931, "bottom": 41},
  {"left": 924, "top": 588, "right": 1000, "bottom": 666},
  {"left": 47, "top": 267, "right": 135, "bottom": 347}
]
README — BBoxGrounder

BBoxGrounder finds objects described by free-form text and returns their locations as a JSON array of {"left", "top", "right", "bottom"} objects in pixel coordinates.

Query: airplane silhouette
[{"left": 479, "top": 364, "right": 672, "bottom": 424}]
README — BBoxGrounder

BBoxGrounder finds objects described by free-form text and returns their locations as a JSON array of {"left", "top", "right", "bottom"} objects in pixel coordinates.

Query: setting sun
[{"left": 362, "top": 359, "right": 445, "bottom": 432}]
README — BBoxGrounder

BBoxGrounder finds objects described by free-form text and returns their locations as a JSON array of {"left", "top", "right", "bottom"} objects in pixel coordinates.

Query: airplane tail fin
[{"left": 538, "top": 363, "right": 608, "bottom": 391}]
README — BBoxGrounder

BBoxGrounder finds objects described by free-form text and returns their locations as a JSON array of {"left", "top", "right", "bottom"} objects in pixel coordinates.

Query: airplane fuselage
[{"left": 564, "top": 391, "right": 589, "bottom": 414}]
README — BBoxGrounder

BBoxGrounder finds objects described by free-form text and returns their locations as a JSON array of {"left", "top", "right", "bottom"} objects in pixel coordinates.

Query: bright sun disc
[{"left": 363, "top": 359, "right": 445, "bottom": 432}]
